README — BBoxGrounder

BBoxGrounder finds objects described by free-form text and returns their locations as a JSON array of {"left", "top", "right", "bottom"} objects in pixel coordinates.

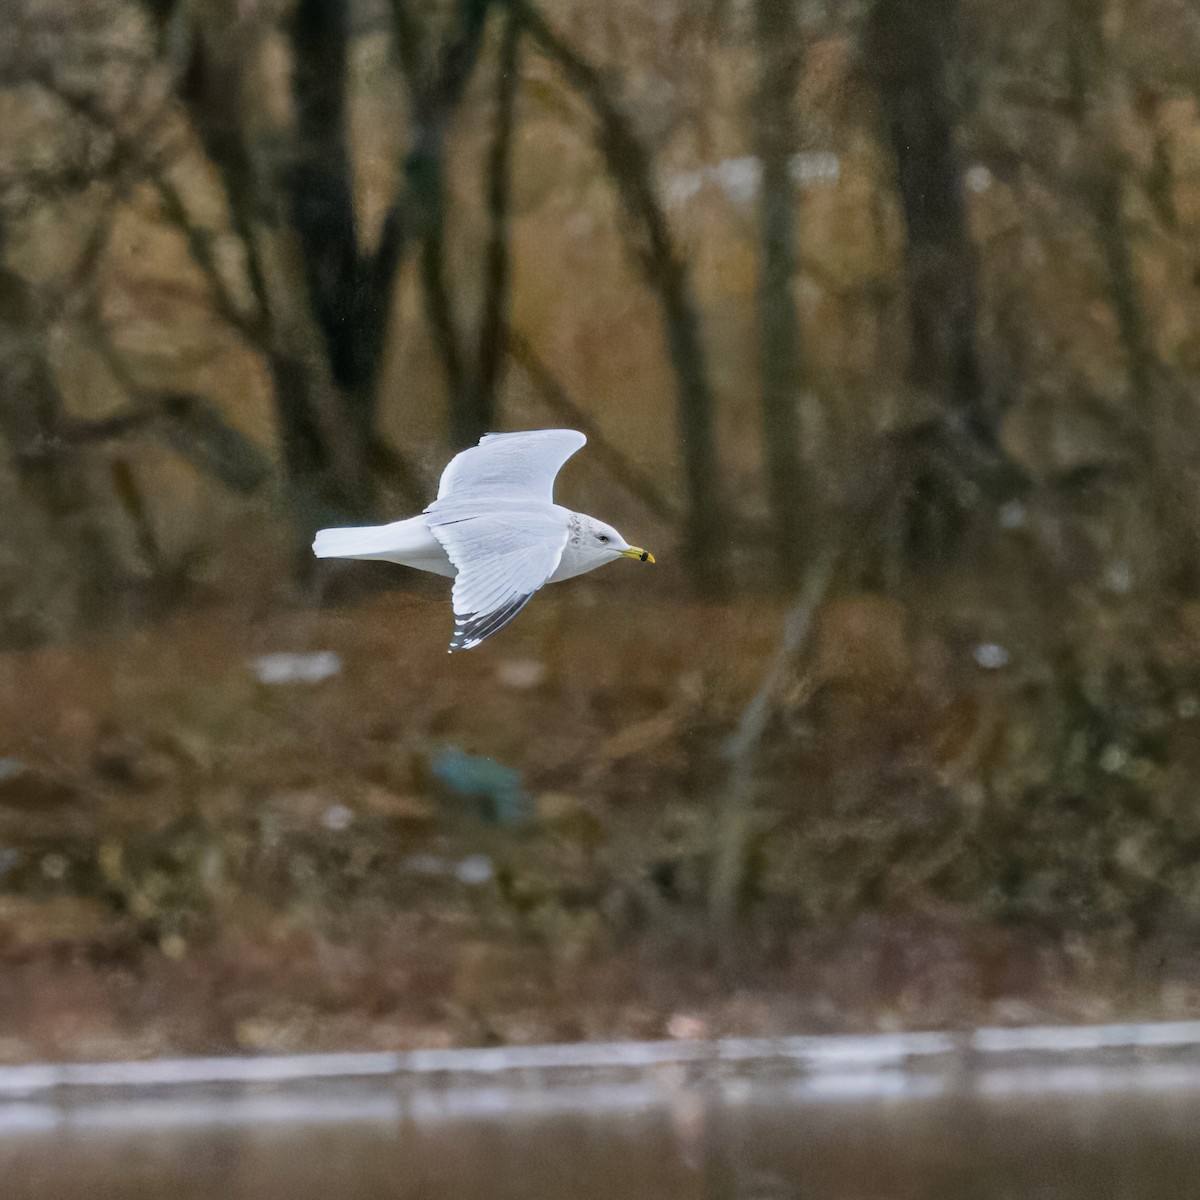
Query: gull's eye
[{"left": 598, "top": 535, "right": 610, "bottom": 543}]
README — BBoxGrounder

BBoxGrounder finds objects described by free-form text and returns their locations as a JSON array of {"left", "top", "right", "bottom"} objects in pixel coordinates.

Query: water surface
[{"left": 3, "top": 1080, "right": 1197, "bottom": 1200}]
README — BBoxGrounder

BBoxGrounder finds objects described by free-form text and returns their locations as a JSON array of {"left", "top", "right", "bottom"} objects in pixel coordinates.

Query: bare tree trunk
[
  {"left": 752, "top": 0, "right": 806, "bottom": 587},
  {"left": 418, "top": 168, "right": 470, "bottom": 441},
  {"left": 0, "top": 262, "right": 123, "bottom": 638},
  {"left": 709, "top": 548, "right": 836, "bottom": 945},
  {"left": 1065, "top": 0, "right": 1152, "bottom": 405},
  {"left": 163, "top": 2, "right": 369, "bottom": 543},
  {"left": 471, "top": 9, "right": 521, "bottom": 442},
  {"left": 143, "top": 0, "right": 438, "bottom": 559},
  {"left": 390, "top": 0, "right": 493, "bottom": 449},
  {"left": 861, "top": 0, "right": 1009, "bottom": 572},
  {"left": 289, "top": 0, "right": 451, "bottom": 511},
  {"left": 289, "top": 0, "right": 376, "bottom": 427},
  {"left": 1064, "top": 0, "right": 1200, "bottom": 590},
  {"left": 865, "top": 0, "right": 991, "bottom": 448},
  {"left": 511, "top": 0, "right": 727, "bottom": 594}
]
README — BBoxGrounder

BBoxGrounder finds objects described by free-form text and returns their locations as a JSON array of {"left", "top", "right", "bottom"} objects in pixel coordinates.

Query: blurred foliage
[
  {"left": 1, "top": 585, "right": 1199, "bottom": 1054},
  {"left": 3, "top": 0, "right": 1200, "bottom": 1055}
]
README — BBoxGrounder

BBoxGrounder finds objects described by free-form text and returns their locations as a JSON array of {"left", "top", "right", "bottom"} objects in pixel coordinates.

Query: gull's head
[{"left": 577, "top": 515, "right": 655, "bottom": 566}]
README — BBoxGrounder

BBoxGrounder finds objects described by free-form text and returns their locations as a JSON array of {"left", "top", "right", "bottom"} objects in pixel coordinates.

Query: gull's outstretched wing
[
  {"left": 436, "top": 429, "right": 586, "bottom": 503},
  {"left": 426, "top": 500, "right": 570, "bottom": 652}
]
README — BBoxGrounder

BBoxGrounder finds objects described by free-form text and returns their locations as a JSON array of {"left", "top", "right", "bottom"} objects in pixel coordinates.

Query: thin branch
[
  {"left": 64, "top": 137, "right": 191, "bottom": 295},
  {"left": 109, "top": 457, "right": 164, "bottom": 569},
  {"left": 153, "top": 175, "right": 263, "bottom": 341},
  {"left": 508, "top": 0, "right": 726, "bottom": 593},
  {"left": 65, "top": 316, "right": 274, "bottom": 495},
  {"left": 507, "top": 330, "right": 682, "bottom": 523},
  {"left": 365, "top": 433, "right": 432, "bottom": 501},
  {"left": 10, "top": 68, "right": 195, "bottom": 326},
  {"left": 390, "top": 0, "right": 491, "bottom": 112},
  {"left": 709, "top": 546, "right": 838, "bottom": 945},
  {"left": 753, "top": 0, "right": 806, "bottom": 586},
  {"left": 420, "top": 190, "right": 469, "bottom": 437},
  {"left": 56, "top": 405, "right": 166, "bottom": 444}
]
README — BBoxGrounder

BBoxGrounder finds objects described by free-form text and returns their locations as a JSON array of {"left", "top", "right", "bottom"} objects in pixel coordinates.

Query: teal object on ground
[{"left": 431, "top": 748, "right": 529, "bottom": 825}]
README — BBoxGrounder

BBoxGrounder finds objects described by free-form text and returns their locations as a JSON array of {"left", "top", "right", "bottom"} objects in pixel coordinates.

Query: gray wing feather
[
  {"left": 426, "top": 501, "right": 570, "bottom": 652},
  {"left": 436, "top": 430, "right": 586, "bottom": 503}
]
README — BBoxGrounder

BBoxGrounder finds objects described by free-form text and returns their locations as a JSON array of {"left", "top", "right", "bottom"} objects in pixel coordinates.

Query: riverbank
[{"left": 2, "top": 579, "right": 1200, "bottom": 1061}]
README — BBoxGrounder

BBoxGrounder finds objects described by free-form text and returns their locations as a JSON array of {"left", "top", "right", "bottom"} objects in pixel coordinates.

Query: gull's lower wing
[
  {"left": 436, "top": 429, "right": 586, "bottom": 504},
  {"left": 426, "top": 502, "right": 570, "bottom": 652}
]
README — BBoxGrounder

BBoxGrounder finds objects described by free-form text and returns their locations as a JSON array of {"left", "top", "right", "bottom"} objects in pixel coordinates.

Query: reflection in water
[{"left": 2, "top": 1082, "right": 1198, "bottom": 1200}]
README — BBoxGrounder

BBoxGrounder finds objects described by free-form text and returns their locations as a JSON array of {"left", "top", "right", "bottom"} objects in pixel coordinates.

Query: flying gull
[{"left": 313, "top": 429, "right": 654, "bottom": 652}]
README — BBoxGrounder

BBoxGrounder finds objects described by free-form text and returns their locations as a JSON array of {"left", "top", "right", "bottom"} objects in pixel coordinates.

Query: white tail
[
  {"left": 311, "top": 516, "right": 456, "bottom": 577},
  {"left": 312, "top": 524, "right": 400, "bottom": 561}
]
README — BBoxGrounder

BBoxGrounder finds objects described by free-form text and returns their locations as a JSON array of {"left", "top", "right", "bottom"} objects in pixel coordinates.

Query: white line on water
[
  {"left": 2, "top": 1061, "right": 1200, "bottom": 1137},
  {"left": 0, "top": 1020, "right": 1197, "bottom": 1116},
  {"left": 972, "top": 1021, "right": 1200, "bottom": 1053},
  {"left": 0, "top": 1051, "right": 405, "bottom": 1095}
]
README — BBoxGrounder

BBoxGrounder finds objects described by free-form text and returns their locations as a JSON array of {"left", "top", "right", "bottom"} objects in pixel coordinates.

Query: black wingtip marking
[{"left": 447, "top": 593, "right": 534, "bottom": 652}]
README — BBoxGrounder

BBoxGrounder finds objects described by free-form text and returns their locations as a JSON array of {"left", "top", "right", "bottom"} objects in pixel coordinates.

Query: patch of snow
[
  {"left": 252, "top": 652, "right": 342, "bottom": 685},
  {"left": 973, "top": 643, "right": 1010, "bottom": 670}
]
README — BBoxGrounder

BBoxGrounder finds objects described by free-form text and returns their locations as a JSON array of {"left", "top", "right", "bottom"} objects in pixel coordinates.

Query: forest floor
[{"left": 1, "top": 568, "right": 1200, "bottom": 1062}]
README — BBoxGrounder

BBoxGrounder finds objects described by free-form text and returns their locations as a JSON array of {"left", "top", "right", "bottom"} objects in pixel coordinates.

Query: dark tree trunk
[
  {"left": 865, "top": 0, "right": 991, "bottom": 448},
  {"left": 1063, "top": 0, "right": 1200, "bottom": 590},
  {"left": 168, "top": 6, "right": 370, "bottom": 538},
  {"left": 390, "top": 0, "right": 493, "bottom": 448},
  {"left": 752, "top": 0, "right": 806, "bottom": 587},
  {"left": 418, "top": 170, "right": 470, "bottom": 442},
  {"left": 289, "top": 0, "right": 372, "bottom": 410},
  {"left": 0, "top": 263, "right": 123, "bottom": 635},
  {"left": 512, "top": 0, "right": 727, "bottom": 595},
  {"left": 290, "top": 0, "right": 431, "bottom": 488},
  {"left": 1064, "top": 0, "right": 1152, "bottom": 404},
  {"left": 471, "top": 10, "right": 521, "bottom": 444},
  {"left": 145, "top": 0, "right": 441, "bottom": 552}
]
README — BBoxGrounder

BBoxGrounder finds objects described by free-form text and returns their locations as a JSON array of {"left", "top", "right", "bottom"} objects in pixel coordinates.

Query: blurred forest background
[{"left": 4, "top": 0, "right": 1200, "bottom": 1059}]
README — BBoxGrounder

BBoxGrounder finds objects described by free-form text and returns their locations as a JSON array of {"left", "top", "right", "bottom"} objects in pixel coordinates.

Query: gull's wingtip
[{"left": 476, "top": 428, "right": 586, "bottom": 445}]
